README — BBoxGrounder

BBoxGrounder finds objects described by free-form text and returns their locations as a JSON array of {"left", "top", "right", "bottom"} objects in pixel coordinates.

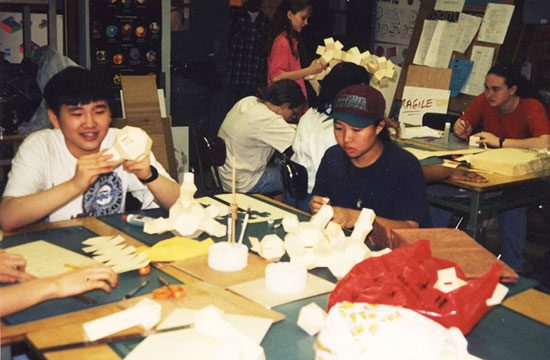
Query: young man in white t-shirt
[{"left": 0, "top": 67, "right": 180, "bottom": 231}]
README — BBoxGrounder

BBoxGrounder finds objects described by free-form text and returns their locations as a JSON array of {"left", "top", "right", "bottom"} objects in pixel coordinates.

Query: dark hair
[
  {"left": 487, "top": 63, "right": 540, "bottom": 99},
  {"left": 313, "top": 62, "right": 370, "bottom": 114},
  {"left": 44, "top": 67, "right": 112, "bottom": 117},
  {"left": 268, "top": 0, "right": 312, "bottom": 59},
  {"left": 258, "top": 79, "right": 306, "bottom": 109}
]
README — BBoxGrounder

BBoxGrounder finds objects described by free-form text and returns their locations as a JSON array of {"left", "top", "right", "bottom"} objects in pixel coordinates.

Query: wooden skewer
[{"left": 231, "top": 156, "right": 237, "bottom": 244}]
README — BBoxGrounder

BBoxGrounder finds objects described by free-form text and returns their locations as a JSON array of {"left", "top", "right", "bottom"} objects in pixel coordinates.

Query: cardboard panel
[{"left": 405, "top": 64, "right": 451, "bottom": 90}]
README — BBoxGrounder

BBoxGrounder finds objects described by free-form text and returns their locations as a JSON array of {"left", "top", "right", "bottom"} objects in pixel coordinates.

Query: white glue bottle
[
  {"left": 443, "top": 122, "right": 451, "bottom": 143},
  {"left": 122, "top": 214, "right": 154, "bottom": 227}
]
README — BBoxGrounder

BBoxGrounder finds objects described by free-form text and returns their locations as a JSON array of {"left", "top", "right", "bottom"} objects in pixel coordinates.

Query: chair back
[
  {"left": 194, "top": 130, "right": 226, "bottom": 194},
  {"left": 280, "top": 156, "right": 308, "bottom": 206}
]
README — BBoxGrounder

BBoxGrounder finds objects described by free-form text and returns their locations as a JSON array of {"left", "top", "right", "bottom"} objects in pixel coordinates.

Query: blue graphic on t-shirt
[{"left": 82, "top": 173, "right": 123, "bottom": 216}]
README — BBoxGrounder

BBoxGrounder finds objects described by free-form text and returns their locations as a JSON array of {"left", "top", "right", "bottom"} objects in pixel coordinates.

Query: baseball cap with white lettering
[{"left": 328, "top": 84, "right": 386, "bottom": 128}]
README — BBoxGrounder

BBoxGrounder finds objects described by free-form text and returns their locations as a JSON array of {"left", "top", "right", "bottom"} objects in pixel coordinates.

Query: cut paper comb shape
[
  {"left": 83, "top": 298, "right": 161, "bottom": 342},
  {"left": 105, "top": 125, "right": 152, "bottom": 163},
  {"left": 143, "top": 172, "right": 227, "bottom": 238},
  {"left": 82, "top": 235, "right": 149, "bottom": 273}
]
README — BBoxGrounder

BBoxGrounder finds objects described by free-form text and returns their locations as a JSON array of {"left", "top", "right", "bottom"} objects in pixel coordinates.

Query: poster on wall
[
  {"left": 0, "top": 12, "right": 64, "bottom": 63},
  {"left": 374, "top": 0, "right": 420, "bottom": 46},
  {"left": 89, "top": 0, "right": 162, "bottom": 117}
]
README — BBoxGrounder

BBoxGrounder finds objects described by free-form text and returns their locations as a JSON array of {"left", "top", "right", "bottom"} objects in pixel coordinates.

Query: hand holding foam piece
[
  {"left": 105, "top": 126, "right": 152, "bottom": 162},
  {"left": 310, "top": 205, "right": 333, "bottom": 229},
  {"left": 297, "top": 302, "right": 327, "bottom": 336},
  {"left": 350, "top": 208, "right": 376, "bottom": 241},
  {"left": 83, "top": 298, "right": 161, "bottom": 341},
  {"left": 433, "top": 267, "right": 467, "bottom": 293}
]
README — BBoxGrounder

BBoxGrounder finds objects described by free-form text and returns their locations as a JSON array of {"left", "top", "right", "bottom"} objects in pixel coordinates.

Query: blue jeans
[
  {"left": 428, "top": 184, "right": 527, "bottom": 273},
  {"left": 248, "top": 163, "right": 282, "bottom": 195}
]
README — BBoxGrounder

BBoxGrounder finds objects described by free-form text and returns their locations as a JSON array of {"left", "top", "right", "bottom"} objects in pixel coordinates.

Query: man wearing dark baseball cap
[{"left": 310, "top": 84, "right": 431, "bottom": 230}]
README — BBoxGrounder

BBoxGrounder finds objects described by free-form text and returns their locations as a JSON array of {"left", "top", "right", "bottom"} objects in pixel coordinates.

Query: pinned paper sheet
[
  {"left": 450, "top": 59, "right": 474, "bottom": 97},
  {"left": 478, "top": 3, "right": 515, "bottom": 44},
  {"left": 462, "top": 46, "right": 494, "bottom": 96},
  {"left": 228, "top": 273, "right": 335, "bottom": 309},
  {"left": 215, "top": 193, "right": 296, "bottom": 223},
  {"left": 399, "top": 86, "right": 450, "bottom": 126},
  {"left": 5, "top": 240, "right": 95, "bottom": 278},
  {"left": 136, "top": 237, "right": 213, "bottom": 262},
  {"left": 453, "top": 13, "right": 482, "bottom": 53}
]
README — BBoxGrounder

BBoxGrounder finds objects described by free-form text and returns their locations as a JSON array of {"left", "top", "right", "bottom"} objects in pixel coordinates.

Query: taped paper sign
[{"left": 399, "top": 86, "right": 450, "bottom": 126}]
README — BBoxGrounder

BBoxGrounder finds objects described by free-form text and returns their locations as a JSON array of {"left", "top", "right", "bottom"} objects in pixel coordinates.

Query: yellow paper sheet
[
  {"left": 503, "top": 289, "right": 550, "bottom": 326},
  {"left": 136, "top": 237, "right": 213, "bottom": 262}
]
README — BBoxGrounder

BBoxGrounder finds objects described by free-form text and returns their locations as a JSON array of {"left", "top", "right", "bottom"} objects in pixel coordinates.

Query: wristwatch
[
  {"left": 140, "top": 165, "right": 159, "bottom": 184},
  {"left": 499, "top": 137, "right": 505, "bottom": 148}
]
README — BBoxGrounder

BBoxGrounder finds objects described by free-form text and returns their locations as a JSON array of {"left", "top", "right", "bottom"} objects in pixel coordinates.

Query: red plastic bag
[{"left": 328, "top": 240, "right": 503, "bottom": 334}]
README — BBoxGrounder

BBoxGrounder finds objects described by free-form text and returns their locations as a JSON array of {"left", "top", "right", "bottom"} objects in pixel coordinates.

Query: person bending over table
[
  {"left": 0, "top": 67, "right": 180, "bottom": 232},
  {"left": 0, "top": 249, "right": 117, "bottom": 317},
  {"left": 267, "top": 0, "right": 325, "bottom": 100},
  {"left": 310, "top": 84, "right": 431, "bottom": 230},
  {"left": 218, "top": 79, "right": 306, "bottom": 195},
  {"left": 434, "top": 63, "right": 550, "bottom": 272},
  {"left": 291, "top": 62, "right": 371, "bottom": 212}
]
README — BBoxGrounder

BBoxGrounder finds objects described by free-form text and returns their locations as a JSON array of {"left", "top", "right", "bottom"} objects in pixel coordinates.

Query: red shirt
[
  {"left": 462, "top": 94, "right": 550, "bottom": 139},
  {"left": 267, "top": 33, "right": 307, "bottom": 99}
]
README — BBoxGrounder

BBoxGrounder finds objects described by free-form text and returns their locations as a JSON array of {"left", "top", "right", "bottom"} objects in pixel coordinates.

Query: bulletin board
[{"left": 395, "top": 0, "right": 522, "bottom": 115}]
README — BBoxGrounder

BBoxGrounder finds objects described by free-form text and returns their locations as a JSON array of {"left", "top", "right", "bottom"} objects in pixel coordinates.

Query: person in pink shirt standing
[{"left": 267, "top": 0, "right": 325, "bottom": 100}]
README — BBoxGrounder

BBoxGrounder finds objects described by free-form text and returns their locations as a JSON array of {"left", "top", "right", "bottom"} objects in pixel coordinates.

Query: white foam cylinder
[{"left": 208, "top": 242, "right": 248, "bottom": 272}]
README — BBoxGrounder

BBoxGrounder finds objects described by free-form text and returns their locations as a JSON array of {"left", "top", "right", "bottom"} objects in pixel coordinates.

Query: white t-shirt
[
  {"left": 3, "top": 128, "right": 172, "bottom": 222},
  {"left": 218, "top": 96, "right": 296, "bottom": 193},
  {"left": 291, "top": 108, "right": 337, "bottom": 193}
]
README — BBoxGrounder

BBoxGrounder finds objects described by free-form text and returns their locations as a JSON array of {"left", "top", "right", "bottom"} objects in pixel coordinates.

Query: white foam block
[
  {"left": 83, "top": 298, "right": 161, "bottom": 342},
  {"left": 297, "top": 302, "right": 327, "bottom": 336},
  {"left": 486, "top": 283, "right": 510, "bottom": 306},
  {"left": 310, "top": 205, "right": 333, "bottom": 229}
]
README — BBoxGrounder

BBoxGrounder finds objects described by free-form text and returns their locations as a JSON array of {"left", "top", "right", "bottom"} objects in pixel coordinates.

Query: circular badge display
[{"left": 82, "top": 173, "right": 123, "bottom": 217}]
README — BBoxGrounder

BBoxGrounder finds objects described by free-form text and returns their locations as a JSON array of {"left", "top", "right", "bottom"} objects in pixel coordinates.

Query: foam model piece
[
  {"left": 105, "top": 125, "right": 152, "bottom": 163},
  {"left": 486, "top": 283, "right": 510, "bottom": 306},
  {"left": 469, "top": 148, "right": 550, "bottom": 177},
  {"left": 306, "top": 37, "right": 398, "bottom": 93},
  {"left": 265, "top": 262, "right": 307, "bottom": 294},
  {"left": 208, "top": 242, "right": 249, "bottom": 272},
  {"left": 83, "top": 298, "right": 162, "bottom": 342},
  {"left": 194, "top": 306, "right": 265, "bottom": 360},
  {"left": 468, "top": 135, "right": 481, "bottom": 147},
  {"left": 82, "top": 235, "right": 149, "bottom": 273},
  {"left": 282, "top": 205, "right": 388, "bottom": 279},
  {"left": 315, "top": 302, "right": 471, "bottom": 360},
  {"left": 297, "top": 302, "right": 327, "bottom": 336},
  {"left": 249, "top": 234, "right": 285, "bottom": 262},
  {"left": 143, "top": 172, "right": 227, "bottom": 238},
  {"left": 433, "top": 267, "right": 467, "bottom": 293}
]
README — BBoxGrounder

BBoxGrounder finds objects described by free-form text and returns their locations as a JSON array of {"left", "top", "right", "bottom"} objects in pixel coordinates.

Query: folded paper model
[
  {"left": 143, "top": 172, "right": 227, "bottom": 238},
  {"left": 82, "top": 235, "right": 150, "bottom": 273},
  {"left": 105, "top": 125, "right": 152, "bottom": 163}
]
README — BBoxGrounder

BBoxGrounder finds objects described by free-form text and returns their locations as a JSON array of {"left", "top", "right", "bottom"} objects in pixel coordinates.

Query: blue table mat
[{"left": 1, "top": 226, "right": 182, "bottom": 326}]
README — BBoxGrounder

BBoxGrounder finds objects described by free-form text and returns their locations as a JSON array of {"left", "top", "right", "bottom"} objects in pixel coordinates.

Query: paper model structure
[
  {"left": 249, "top": 234, "right": 285, "bottom": 262},
  {"left": 83, "top": 298, "right": 162, "bottom": 341},
  {"left": 469, "top": 148, "right": 550, "bottom": 177},
  {"left": 315, "top": 302, "right": 472, "bottom": 359},
  {"left": 297, "top": 302, "right": 327, "bottom": 336},
  {"left": 143, "top": 172, "right": 227, "bottom": 238},
  {"left": 306, "top": 37, "right": 398, "bottom": 93},
  {"left": 82, "top": 235, "right": 149, "bottom": 273},
  {"left": 105, "top": 125, "right": 152, "bottom": 162},
  {"left": 283, "top": 205, "right": 390, "bottom": 279}
]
